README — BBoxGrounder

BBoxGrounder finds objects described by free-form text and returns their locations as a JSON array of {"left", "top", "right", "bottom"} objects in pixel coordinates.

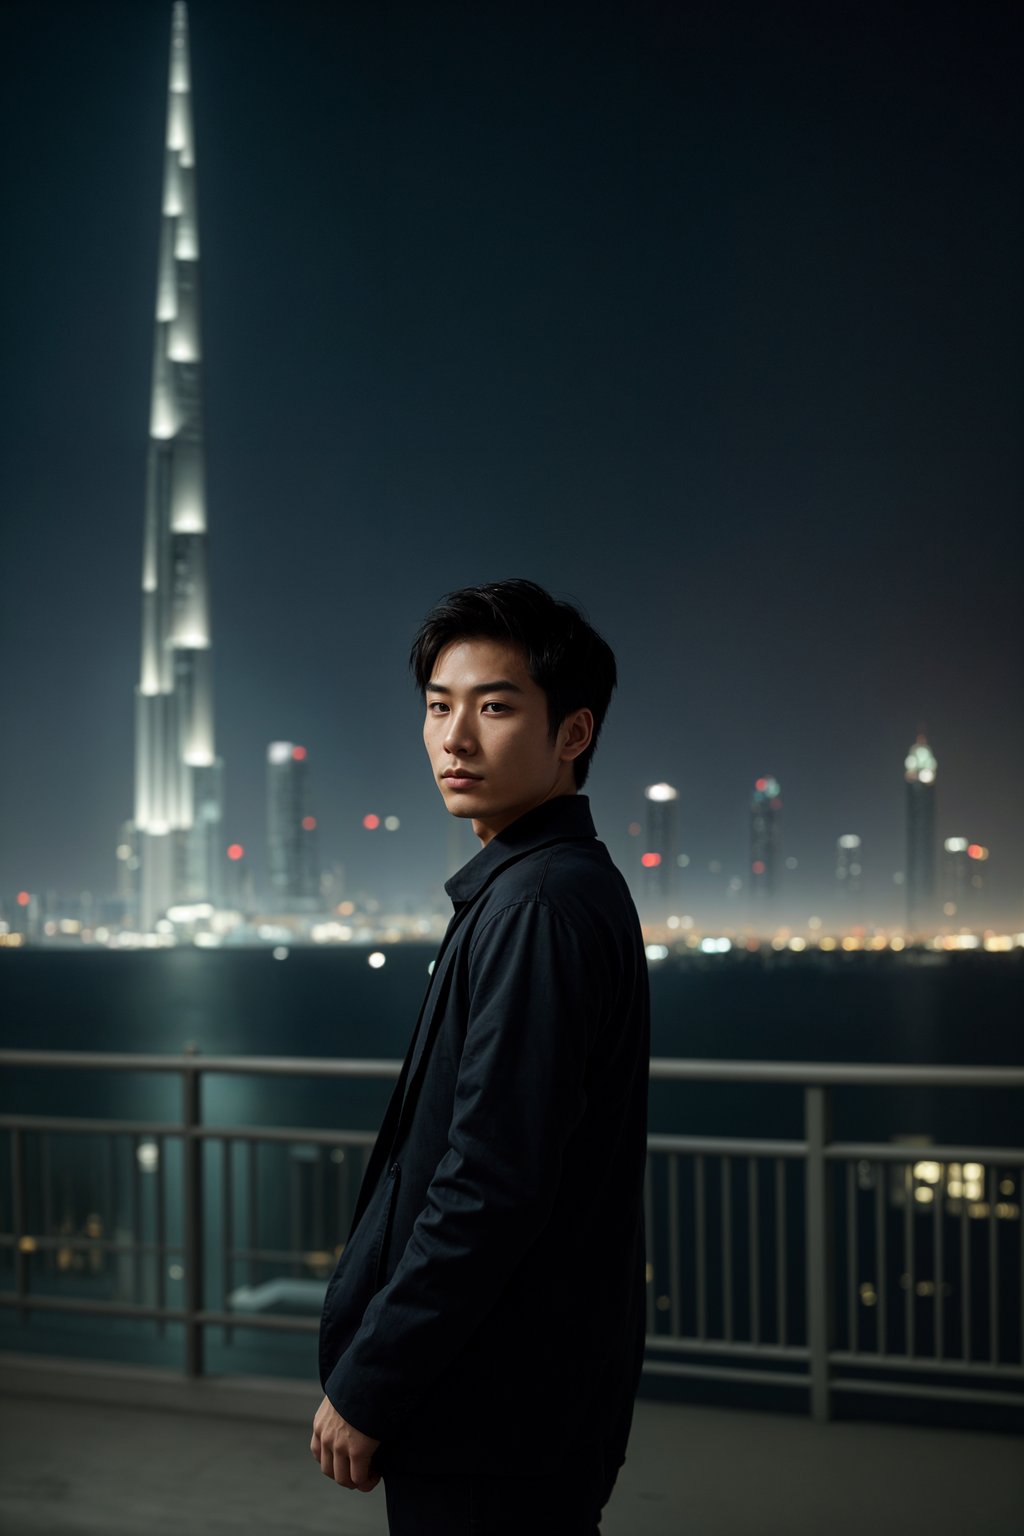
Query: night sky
[{"left": 2, "top": 0, "right": 1021, "bottom": 926}]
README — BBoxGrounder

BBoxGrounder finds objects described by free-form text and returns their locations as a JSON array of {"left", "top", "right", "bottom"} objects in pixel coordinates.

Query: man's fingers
[
  {"left": 310, "top": 1430, "right": 321, "bottom": 1460},
  {"left": 349, "top": 1447, "right": 371, "bottom": 1487},
  {"left": 332, "top": 1444, "right": 355, "bottom": 1489}
]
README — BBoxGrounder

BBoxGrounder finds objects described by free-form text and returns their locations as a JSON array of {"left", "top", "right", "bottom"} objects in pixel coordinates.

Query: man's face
[{"left": 423, "top": 638, "right": 589, "bottom": 845}]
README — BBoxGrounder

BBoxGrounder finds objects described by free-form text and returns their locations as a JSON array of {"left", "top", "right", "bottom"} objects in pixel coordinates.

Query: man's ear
[{"left": 559, "top": 708, "right": 594, "bottom": 763}]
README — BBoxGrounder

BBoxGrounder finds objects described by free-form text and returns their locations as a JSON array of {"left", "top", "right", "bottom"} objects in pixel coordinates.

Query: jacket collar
[{"left": 444, "top": 794, "right": 597, "bottom": 908}]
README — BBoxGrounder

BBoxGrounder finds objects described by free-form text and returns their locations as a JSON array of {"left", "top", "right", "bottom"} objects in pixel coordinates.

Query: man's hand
[{"left": 310, "top": 1395, "right": 381, "bottom": 1492}]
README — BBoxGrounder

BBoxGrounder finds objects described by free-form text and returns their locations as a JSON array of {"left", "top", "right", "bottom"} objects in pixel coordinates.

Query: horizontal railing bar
[
  {"left": 0, "top": 1236, "right": 182, "bottom": 1257},
  {"left": 0, "top": 1292, "right": 323, "bottom": 1333},
  {"left": 228, "top": 1247, "right": 337, "bottom": 1264},
  {"left": 642, "top": 1360, "right": 810, "bottom": 1387},
  {"left": 0, "top": 1051, "right": 402, "bottom": 1079},
  {"left": 832, "top": 1377, "right": 1024, "bottom": 1408},
  {"left": 646, "top": 1335, "right": 809, "bottom": 1359},
  {"left": 193, "top": 1125, "right": 377, "bottom": 1147},
  {"left": 648, "top": 1134, "right": 805, "bottom": 1157},
  {"left": 1, "top": 1050, "right": 1022, "bottom": 1089},
  {"left": 196, "top": 1311, "right": 319, "bottom": 1333},
  {"left": 0, "top": 1116, "right": 184, "bottom": 1138},
  {"left": 0, "top": 1293, "right": 188, "bottom": 1322},
  {"left": 828, "top": 1352, "right": 1024, "bottom": 1380},
  {"left": 0, "top": 1116, "right": 378, "bottom": 1147},
  {"left": 650, "top": 1061, "right": 1024, "bottom": 1087},
  {"left": 4, "top": 1115, "right": 1018, "bottom": 1169},
  {"left": 826, "top": 1142, "right": 1024, "bottom": 1166}
]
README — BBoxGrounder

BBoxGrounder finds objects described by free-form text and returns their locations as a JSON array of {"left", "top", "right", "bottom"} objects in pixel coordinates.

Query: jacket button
[{"left": 389, "top": 1162, "right": 399, "bottom": 1176}]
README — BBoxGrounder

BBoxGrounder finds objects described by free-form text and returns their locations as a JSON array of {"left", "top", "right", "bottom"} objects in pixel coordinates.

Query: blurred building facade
[
  {"left": 835, "top": 834, "right": 863, "bottom": 905},
  {"left": 904, "top": 733, "right": 937, "bottom": 931},
  {"left": 750, "top": 776, "right": 782, "bottom": 901},
  {"left": 642, "top": 782, "right": 680, "bottom": 914},
  {"left": 266, "top": 744, "right": 320, "bottom": 909}
]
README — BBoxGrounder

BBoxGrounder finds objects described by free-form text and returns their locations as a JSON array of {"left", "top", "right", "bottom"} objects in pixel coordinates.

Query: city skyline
[{"left": 1, "top": 1, "right": 1021, "bottom": 928}]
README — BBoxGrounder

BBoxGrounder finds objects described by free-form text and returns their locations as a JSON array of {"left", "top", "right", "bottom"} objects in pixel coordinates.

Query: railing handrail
[{"left": 0, "top": 1048, "right": 1022, "bottom": 1089}]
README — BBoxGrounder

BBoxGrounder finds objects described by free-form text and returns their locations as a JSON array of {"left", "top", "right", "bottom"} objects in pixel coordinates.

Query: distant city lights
[
  {"left": 363, "top": 814, "right": 381, "bottom": 830},
  {"left": 16, "top": 891, "right": 30, "bottom": 907},
  {"left": 641, "top": 852, "right": 661, "bottom": 869},
  {"left": 301, "top": 817, "right": 316, "bottom": 831},
  {"left": 292, "top": 746, "right": 307, "bottom": 761},
  {"left": 368, "top": 951, "right": 386, "bottom": 969},
  {"left": 226, "top": 843, "right": 244, "bottom": 861}
]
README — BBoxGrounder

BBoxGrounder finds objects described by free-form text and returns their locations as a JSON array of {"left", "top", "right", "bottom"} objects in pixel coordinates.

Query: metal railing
[{"left": 1, "top": 1050, "right": 1022, "bottom": 1421}]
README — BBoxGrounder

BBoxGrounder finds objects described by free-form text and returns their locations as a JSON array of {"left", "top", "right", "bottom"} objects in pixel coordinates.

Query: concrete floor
[{"left": 1, "top": 1386, "right": 1021, "bottom": 1536}]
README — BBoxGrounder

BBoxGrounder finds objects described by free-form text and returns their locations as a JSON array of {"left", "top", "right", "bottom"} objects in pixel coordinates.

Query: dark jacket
[{"left": 317, "top": 794, "right": 650, "bottom": 1476}]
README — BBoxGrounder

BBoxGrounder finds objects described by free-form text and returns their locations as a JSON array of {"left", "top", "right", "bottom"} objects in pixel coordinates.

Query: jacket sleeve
[{"left": 322, "top": 894, "right": 605, "bottom": 1440}]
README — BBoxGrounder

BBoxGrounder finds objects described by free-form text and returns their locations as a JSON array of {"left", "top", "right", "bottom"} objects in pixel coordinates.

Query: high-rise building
[
  {"left": 942, "top": 837, "right": 988, "bottom": 923},
  {"left": 267, "top": 743, "right": 320, "bottom": 908},
  {"left": 904, "top": 733, "right": 937, "bottom": 932},
  {"left": 750, "top": 776, "right": 782, "bottom": 899},
  {"left": 115, "top": 820, "right": 141, "bottom": 924},
  {"left": 131, "top": 4, "right": 223, "bottom": 930},
  {"left": 642, "top": 783, "right": 680, "bottom": 912},
  {"left": 835, "top": 834, "right": 863, "bottom": 901}
]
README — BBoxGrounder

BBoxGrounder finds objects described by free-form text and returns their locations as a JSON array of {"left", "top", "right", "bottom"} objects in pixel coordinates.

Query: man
[{"left": 312, "top": 578, "right": 650, "bottom": 1534}]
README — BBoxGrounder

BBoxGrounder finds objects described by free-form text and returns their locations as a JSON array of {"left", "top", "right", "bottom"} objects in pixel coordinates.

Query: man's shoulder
[{"left": 482, "top": 836, "right": 638, "bottom": 938}]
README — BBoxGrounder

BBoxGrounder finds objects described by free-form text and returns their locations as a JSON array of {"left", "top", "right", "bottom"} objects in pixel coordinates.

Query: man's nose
[{"left": 443, "top": 709, "right": 476, "bottom": 755}]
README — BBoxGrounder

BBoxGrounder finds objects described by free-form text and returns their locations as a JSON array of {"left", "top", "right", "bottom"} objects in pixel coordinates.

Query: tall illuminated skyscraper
[
  {"left": 642, "top": 782, "right": 680, "bottom": 911},
  {"left": 835, "top": 834, "right": 863, "bottom": 901},
  {"left": 132, "top": 3, "right": 223, "bottom": 929},
  {"left": 904, "top": 732, "right": 937, "bottom": 932},
  {"left": 750, "top": 776, "right": 782, "bottom": 900},
  {"left": 267, "top": 743, "right": 320, "bottom": 908}
]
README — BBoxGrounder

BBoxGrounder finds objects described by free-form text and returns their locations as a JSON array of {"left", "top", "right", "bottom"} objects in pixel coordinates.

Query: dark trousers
[{"left": 383, "top": 1445, "right": 616, "bottom": 1535}]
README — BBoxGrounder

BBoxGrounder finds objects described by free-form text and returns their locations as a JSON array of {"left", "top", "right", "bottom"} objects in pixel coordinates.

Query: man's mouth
[{"left": 442, "top": 770, "right": 483, "bottom": 785}]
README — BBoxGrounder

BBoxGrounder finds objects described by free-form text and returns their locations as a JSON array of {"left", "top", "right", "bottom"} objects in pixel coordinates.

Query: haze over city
[{"left": 1, "top": 0, "right": 1021, "bottom": 932}]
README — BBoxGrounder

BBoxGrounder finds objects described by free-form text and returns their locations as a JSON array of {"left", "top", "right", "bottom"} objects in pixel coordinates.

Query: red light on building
[
  {"left": 227, "top": 844, "right": 244, "bottom": 861},
  {"left": 302, "top": 816, "right": 317, "bottom": 831},
  {"left": 752, "top": 860, "right": 766, "bottom": 875},
  {"left": 641, "top": 852, "right": 662, "bottom": 869},
  {"left": 627, "top": 822, "right": 642, "bottom": 837},
  {"left": 363, "top": 814, "right": 380, "bottom": 830},
  {"left": 967, "top": 844, "right": 984, "bottom": 860},
  {"left": 755, "top": 777, "right": 768, "bottom": 792},
  {"left": 16, "top": 890, "right": 30, "bottom": 907},
  {"left": 292, "top": 746, "right": 307, "bottom": 761}
]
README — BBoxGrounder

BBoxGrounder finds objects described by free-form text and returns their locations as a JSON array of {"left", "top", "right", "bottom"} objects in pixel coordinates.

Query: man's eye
[
  {"left": 482, "top": 702, "right": 509, "bottom": 713},
  {"left": 427, "top": 701, "right": 449, "bottom": 714}
]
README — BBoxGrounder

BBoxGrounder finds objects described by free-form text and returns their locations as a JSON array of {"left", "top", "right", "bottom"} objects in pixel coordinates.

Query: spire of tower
[{"left": 132, "top": 3, "right": 223, "bottom": 929}]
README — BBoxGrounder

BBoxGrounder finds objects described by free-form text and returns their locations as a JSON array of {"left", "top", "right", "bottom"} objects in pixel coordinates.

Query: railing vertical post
[
  {"left": 182, "top": 1058, "right": 204, "bottom": 1377},
  {"left": 805, "top": 1084, "right": 835, "bottom": 1421},
  {"left": 12, "top": 1127, "right": 28, "bottom": 1323}
]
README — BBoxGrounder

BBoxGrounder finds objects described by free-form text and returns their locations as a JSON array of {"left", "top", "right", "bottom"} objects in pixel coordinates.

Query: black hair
[{"left": 409, "top": 578, "right": 617, "bottom": 789}]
